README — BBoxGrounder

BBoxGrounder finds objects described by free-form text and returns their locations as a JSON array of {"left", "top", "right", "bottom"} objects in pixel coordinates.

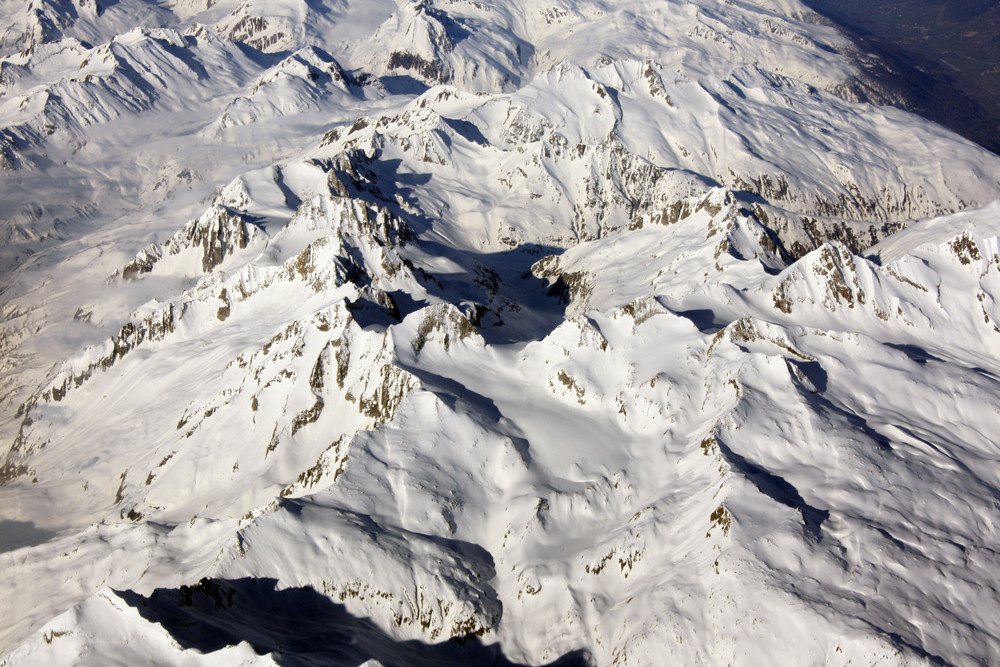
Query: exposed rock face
[{"left": 119, "top": 205, "right": 261, "bottom": 280}]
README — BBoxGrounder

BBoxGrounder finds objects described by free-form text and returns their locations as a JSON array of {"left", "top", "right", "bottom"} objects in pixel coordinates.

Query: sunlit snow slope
[{"left": 1, "top": 0, "right": 1000, "bottom": 665}]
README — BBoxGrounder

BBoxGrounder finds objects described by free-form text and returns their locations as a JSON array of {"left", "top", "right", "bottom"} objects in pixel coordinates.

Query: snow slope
[{"left": 2, "top": 0, "right": 1000, "bottom": 665}]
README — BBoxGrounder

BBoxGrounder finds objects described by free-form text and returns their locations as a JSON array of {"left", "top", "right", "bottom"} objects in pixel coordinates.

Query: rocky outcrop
[{"left": 117, "top": 205, "right": 262, "bottom": 280}]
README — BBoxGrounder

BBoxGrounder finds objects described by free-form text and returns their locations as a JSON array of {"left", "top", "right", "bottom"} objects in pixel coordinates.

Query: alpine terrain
[{"left": 1, "top": 0, "right": 1000, "bottom": 665}]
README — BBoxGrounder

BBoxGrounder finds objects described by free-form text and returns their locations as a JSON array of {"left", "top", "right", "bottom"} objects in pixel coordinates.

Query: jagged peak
[
  {"left": 182, "top": 21, "right": 228, "bottom": 45},
  {"left": 711, "top": 316, "right": 813, "bottom": 362},
  {"left": 215, "top": 1, "right": 295, "bottom": 52},
  {"left": 44, "top": 195, "right": 420, "bottom": 418},
  {"left": 114, "top": 204, "right": 264, "bottom": 281},
  {"left": 252, "top": 46, "right": 348, "bottom": 90},
  {"left": 401, "top": 302, "right": 484, "bottom": 354},
  {"left": 353, "top": 0, "right": 524, "bottom": 92},
  {"left": 372, "top": 0, "right": 458, "bottom": 61},
  {"left": 768, "top": 241, "right": 880, "bottom": 315},
  {"left": 285, "top": 194, "right": 415, "bottom": 247}
]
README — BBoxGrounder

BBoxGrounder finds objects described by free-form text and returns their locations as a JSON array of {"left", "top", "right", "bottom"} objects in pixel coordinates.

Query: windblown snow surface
[{"left": 2, "top": 0, "right": 1000, "bottom": 665}]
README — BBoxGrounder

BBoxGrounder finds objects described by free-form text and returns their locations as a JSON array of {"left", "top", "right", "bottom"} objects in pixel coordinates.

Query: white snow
[{"left": 2, "top": 0, "right": 1000, "bottom": 665}]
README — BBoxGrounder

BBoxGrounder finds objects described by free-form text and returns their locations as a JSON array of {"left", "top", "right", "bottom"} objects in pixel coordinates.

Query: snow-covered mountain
[{"left": 2, "top": 0, "right": 1000, "bottom": 665}]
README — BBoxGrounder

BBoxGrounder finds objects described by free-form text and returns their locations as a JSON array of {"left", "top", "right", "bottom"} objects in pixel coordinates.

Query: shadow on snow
[{"left": 117, "top": 577, "right": 592, "bottom": 667}]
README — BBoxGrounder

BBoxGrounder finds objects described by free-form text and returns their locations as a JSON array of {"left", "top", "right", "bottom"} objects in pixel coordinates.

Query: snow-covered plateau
[{"left": 1, "top": 0, "right": 1000, "bottom": 665}]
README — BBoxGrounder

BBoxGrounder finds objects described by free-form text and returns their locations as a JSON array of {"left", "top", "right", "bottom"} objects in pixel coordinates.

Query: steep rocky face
[
  {"left": 352, "top": 0, "right": 526, "bottom": 92},
  {"left": 118, "top": 204, "right": 263, "bottom": 279}
]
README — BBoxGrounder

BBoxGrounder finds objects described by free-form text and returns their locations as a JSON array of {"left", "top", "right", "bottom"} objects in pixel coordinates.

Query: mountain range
[{"left": 1, "top": 0, "right": 1000, "bottom": 664}]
